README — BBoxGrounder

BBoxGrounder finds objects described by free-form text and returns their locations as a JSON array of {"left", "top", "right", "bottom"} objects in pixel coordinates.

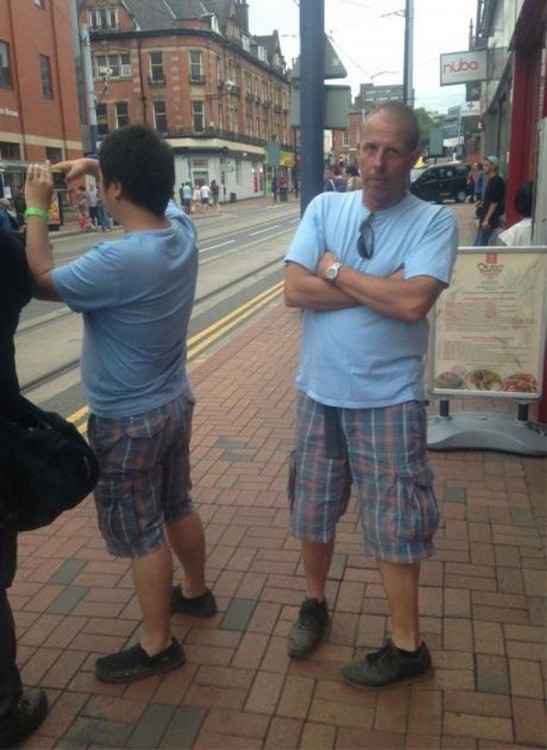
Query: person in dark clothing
[
  {"left": 0, "top": 230, "right": 48, "bottom": 749},
  {"left": 474, "top": 155, "right": 505, "bottom": 246}
]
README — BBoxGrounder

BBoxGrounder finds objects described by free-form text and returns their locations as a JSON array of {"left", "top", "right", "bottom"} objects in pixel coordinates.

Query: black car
[{"left": 410, "top": 163, "right": 471, "bottom": 204}]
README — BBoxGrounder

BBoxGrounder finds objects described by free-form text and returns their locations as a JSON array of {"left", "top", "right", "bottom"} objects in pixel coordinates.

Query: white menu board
[{"left": 429, "top": 247, "right": 547, "bottom": 399}]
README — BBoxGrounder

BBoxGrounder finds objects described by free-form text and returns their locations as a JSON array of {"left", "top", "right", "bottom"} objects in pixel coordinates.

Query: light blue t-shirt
[
  {"left": 52, "top": 201, "right": 198, "bottom": 417},
  {"left": 284, "top": 190, "right": 458, "bottom": 408}
]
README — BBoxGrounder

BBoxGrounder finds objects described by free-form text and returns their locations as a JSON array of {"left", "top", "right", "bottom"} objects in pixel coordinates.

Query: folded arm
[{"left": 286, "top": 251, "right": 444, "bottom": 321}]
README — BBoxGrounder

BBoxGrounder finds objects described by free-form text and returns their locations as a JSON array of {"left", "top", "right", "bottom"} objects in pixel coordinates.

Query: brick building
[
  {"left": 0, "top": 0, "right": 83, "bottom": 197},
  {"left": 79, "top": 0, "right": 293, "bottom": 201}
]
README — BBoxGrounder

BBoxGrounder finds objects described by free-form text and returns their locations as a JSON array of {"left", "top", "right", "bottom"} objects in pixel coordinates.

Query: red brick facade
[{"left": 0, "top": 0, "right": 82, "bottom": 163}]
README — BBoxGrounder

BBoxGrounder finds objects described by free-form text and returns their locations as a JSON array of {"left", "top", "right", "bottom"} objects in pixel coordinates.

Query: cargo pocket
[{"left": 396, "top": 466, "right": 439, "bottom": 550}]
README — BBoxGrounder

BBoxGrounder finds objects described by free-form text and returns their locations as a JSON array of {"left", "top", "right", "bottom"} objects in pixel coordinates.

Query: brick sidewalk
[{"left": 13, "top": 202, "right": 546, "bottom": 749}]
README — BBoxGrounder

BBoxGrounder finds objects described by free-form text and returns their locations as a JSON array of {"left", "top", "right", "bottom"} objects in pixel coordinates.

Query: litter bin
[
  {"left": 230, "top": 192, "right": 237, "bottom": 203},
  {"left": 279, "top": 186, "right": 288, "bottom": 202}
]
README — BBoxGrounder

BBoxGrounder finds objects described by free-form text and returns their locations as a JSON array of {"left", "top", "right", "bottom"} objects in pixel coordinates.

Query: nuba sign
[{"left": 440, "top": 50, "right": 487, "bottom": 86}]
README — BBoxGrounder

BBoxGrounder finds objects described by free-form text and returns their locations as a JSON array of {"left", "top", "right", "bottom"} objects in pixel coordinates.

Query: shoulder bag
[{"left": 0, "top": 397, "right": 100, "bottom": 532}]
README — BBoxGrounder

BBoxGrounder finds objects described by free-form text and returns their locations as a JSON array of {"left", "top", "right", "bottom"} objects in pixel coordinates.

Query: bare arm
[
  {"left": 316, "top": 251, "right": 444, "bottom": 321},
  {"left": 284, "top": 261, "right": 358, "bottom": 310},
  {"left": 24, "top": 162, "right": 61, "bottom": 301}
]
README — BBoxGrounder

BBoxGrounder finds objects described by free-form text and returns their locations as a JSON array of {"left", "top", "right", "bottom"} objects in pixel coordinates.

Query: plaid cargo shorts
[
  {"left": 88, "top": 393, "right": 195, "bottom": 558},
  {"left": 288, "top": 392, "right": 439, "bottom": 563}
]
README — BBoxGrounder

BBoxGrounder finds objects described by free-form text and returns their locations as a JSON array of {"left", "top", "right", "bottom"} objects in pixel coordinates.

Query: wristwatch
[{"left": 324, "top": 261, "right": 342, "bottom": 282}]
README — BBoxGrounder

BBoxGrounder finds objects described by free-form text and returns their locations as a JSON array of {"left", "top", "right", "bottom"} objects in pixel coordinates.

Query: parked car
[{"left": 410, "top": 163, "right": 471, "bottom": 204}]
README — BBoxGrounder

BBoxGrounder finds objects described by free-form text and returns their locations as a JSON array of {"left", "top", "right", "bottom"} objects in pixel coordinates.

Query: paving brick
[
  {"left": 374, "top": 686, "right": 409, "bottom": 733},
  {"left": 444, "top": 588, "right": 471, "bottom": 618},
  {"left": 336, "top": 728, "right": 405, "bottom": 748},
  {"left": 245, "top": 670, "right": 285, "bottom": 714},
  {"left": 61, "top": 717, "right": 133, "bottom": 748},
  {"left": 444, "top": 713, "right": 513, "bottom": 743},
  {"left": 300, "top": 721, "right": 336, "bottom": 749},
  {"left": 39, "top": 690, "right": 88, "bottom": 738},
  {"left": 83, "top": 695, "right": 148, "bottom": 724},
  {"left": 276, "top": 675, "right": 314, "bottom": 719},
  {"left": 260, "top": 635, "right": 291, "bottom": 674},
  {"left": 444, "top": 690, "right": 511, "bottom": 717},
  {"left": 231, "top": 631, "right": 269, "bottom": 669},
  {"left": 220, "top": 598, "right": 257, "bottom": 632},
  {"left": 160, "top": 705, "right": 206, "bottom": 749},
  {"left": 444, "top": 618, "right": 473, "bottom": 651},
  {"left": 201, "top": 708, "right": 270, "bottom": 739},
  {"left": 512, "top": 696, "right": 547, "bottom": 746},
  {"left": 407, "top": 688, "right": 442, "bottom": 736},
  {"left": 508, "top": 658, "right": 544, "bottom": 699},
  {"left": 127, "top": 703, "right": 176, "bottom": 749},
  {"left": 193, "top": 731, "right": 262, "bottom": 749},
  {"left": 247, "top": 601, "right": 281, "bottom": 634},
  {"left": 264, "top": 716, "right": 303, "bottom": 748},
  {"left": 476, "top": 654, "right": 510, "bottom": 696},
  {"left": 473, "top": 621, "right": 505, "bottom": 655},
  {"left": 309, "top": 698, "right": 374, "bottom": 729}
]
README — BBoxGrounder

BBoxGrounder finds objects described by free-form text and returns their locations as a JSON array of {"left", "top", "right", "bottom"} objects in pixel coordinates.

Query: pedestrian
[
  {"left": 76, "top": 185, "right": 89, "bottom": 230},
  {"left": 0, "top": 229, "right": 49, "bottom": 748},
  {"left": 180, "top": 182, "right": 192, "bottom": 215},
  {"left": 284, "top": 101, "right": 458, "bottom": 688},
  {"left": 344, "top": 163, "right": 362, "bottom": 191},
  {"left": 498, "top": 181, "right": 533, "bottom": 246},
  {"left": 23, "top": 125, "right": 217, "bottom": 685},
  {"left": 271, "top": 174, "right": 278, "bottom": 203},
  {"left": 199, "top": 182, "right": 211, "bottom": 211},
  {"left": 192, "top": 184, "right": 201, "bottom": 213},
  {"left": 474, "top": 155, "right": 505, "bottom": 246},
  {"left": 86, "top": 183, "right": 100, "bottom": 230},
  {"left": 324, "top": 165, "right": 346, "bottom": 192},
  {"left": 473, "top": 162, "right": 485, "bottom": 205},
  {"left": 95, "top": 188, "right": 111, "bottom": 232},
  {"left": 210, "top": 179, "right": 220, "bottom": 211},
  {"left": 0, "top": 199, "right": 19, "bottom": 235}
]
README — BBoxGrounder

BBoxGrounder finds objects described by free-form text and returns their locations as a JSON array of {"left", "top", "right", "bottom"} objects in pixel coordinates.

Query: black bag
[{"left": 0, "top": 397, "right": 100, "bottom": 532}]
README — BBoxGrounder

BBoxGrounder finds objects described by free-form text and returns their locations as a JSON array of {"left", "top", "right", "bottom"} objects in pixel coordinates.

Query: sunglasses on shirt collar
[{"left": 357, "top": 213, "right": 375, "bottom": 259}]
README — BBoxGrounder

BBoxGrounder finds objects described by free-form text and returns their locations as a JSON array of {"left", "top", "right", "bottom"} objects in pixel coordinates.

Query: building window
[
  {"left": 97, "top": 103, "right": 109, "bottom": 137},
  {"left": 115, "top": 102, "right": 129, "bottom": 128},
  {"left": 90, "top": 7, "right": 118, "bottom": 31},
  {"left": 153, "top": 100, "right": 167, "bottom": 132},
  {"left": 0, "top": 141, "right": 21, "bottom": 159},
  {"left": 192, "top": 101, "right": 204, "bottom": 132},
  {"left": 40, "top": 55, "right": 53, "bottom": 99},
  {"left": 342, "top": 130, "right": 349, "bottom": 147},
  {"left": 149, "top": 52, "right": 164, "bottom": 83},
  {"left": 189, "top": 51, "right": 204, "bottom": 84},
  {"left": 46, "top": 146, "right": 62, "bottom": 162},
  {"left": 95, "top": 53, "right": 131, "bottom": 79},
  {"left": 0, "top": 42, "right": 13, "bottom": 89}
]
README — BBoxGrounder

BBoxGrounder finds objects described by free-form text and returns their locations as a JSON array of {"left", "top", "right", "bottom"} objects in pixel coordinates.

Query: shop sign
[
  {"left": 0, "top": 106, "right": 19, "bottom": 118},
  {"left": 440, "top": 50, "right": 487, "bottom": 86}
]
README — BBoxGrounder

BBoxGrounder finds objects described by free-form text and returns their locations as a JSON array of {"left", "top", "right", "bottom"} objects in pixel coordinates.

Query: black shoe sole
[
  {"left": 343, "top": 665, "right": 435, "bottom": 690},
  {"left": 96, "top": 651, "right": 186, "bottom": 684}
]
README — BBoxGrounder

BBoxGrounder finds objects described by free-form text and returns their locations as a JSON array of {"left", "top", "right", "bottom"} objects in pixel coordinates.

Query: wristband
[{"left": 25, "top": 207, "right": 50, "bottom": 222}]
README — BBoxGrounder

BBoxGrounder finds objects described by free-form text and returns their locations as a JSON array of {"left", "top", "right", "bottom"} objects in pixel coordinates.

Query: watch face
[{"left": 326, "top": 263, "right": 339, "bottom": 281}]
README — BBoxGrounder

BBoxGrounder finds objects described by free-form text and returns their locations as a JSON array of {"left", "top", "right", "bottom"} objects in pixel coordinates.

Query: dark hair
[
  {"left": 344, "top": 164, "right": 359, "bottom": 177},
  {"left": 514, "top": 181, "right": 533, "bottom": 218},
  {"left": 366, "top": 101, "right": 420, "bottom": 151},
  {"left": 99, "top": 125, "right": 175, "bottom": 217}
]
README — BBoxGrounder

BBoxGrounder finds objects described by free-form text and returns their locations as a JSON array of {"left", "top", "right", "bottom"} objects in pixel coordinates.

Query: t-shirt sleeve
[
  {"left": 403, "top": 207, "right": 459, "bottom": 286},
  {"left": 52, "top": 243, "right": 122, "bottom": 312},
  {"left": 284, "top": 196, "right": 326, "bottom": 272},
  {"left": 490, "top": 177, "right": 505, "bottom": 203}
]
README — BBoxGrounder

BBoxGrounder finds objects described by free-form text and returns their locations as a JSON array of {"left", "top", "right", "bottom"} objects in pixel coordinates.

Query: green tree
[{"left": 414, "top": 107, "right": 435, "bottom": 149}]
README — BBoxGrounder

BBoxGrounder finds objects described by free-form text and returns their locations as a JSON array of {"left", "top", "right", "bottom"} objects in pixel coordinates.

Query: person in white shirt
[
  {"left": 498, "top": 181, "right": 533, "bottom": 246},
  {"left": 199, "top": 183, "right": 211, "bottom": 211}
]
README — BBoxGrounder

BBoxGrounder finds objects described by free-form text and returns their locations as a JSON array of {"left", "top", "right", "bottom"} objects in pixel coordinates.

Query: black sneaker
[
  {"left": 95, "top": 638, "right": 185, "bottom": 683},
  {"left": 171, "top": 585, "right": 217, "bottom": 618},
  {"left": 0, "top": 688, "right": 48, "bottom": 749},
  {"left": 343, "top": 639, "right": 434, "bottom": 689},
  {"left": 288, "top": 598, "right": 329, "bottom": 659}
]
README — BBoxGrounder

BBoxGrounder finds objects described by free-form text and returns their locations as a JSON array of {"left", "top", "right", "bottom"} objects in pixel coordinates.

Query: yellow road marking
[{"left": 69, "top": 281, "right": 284, "bottom": 432}]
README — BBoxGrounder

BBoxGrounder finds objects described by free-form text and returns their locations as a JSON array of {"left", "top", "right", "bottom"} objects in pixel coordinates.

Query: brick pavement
[{"left": 13, "top": 202, "right": 547, "bottom": 749}]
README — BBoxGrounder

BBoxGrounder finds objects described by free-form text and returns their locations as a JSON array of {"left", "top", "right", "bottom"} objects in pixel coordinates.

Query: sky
[{"left": 249, "top": 0, "right": 478, "bottom": 114}]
